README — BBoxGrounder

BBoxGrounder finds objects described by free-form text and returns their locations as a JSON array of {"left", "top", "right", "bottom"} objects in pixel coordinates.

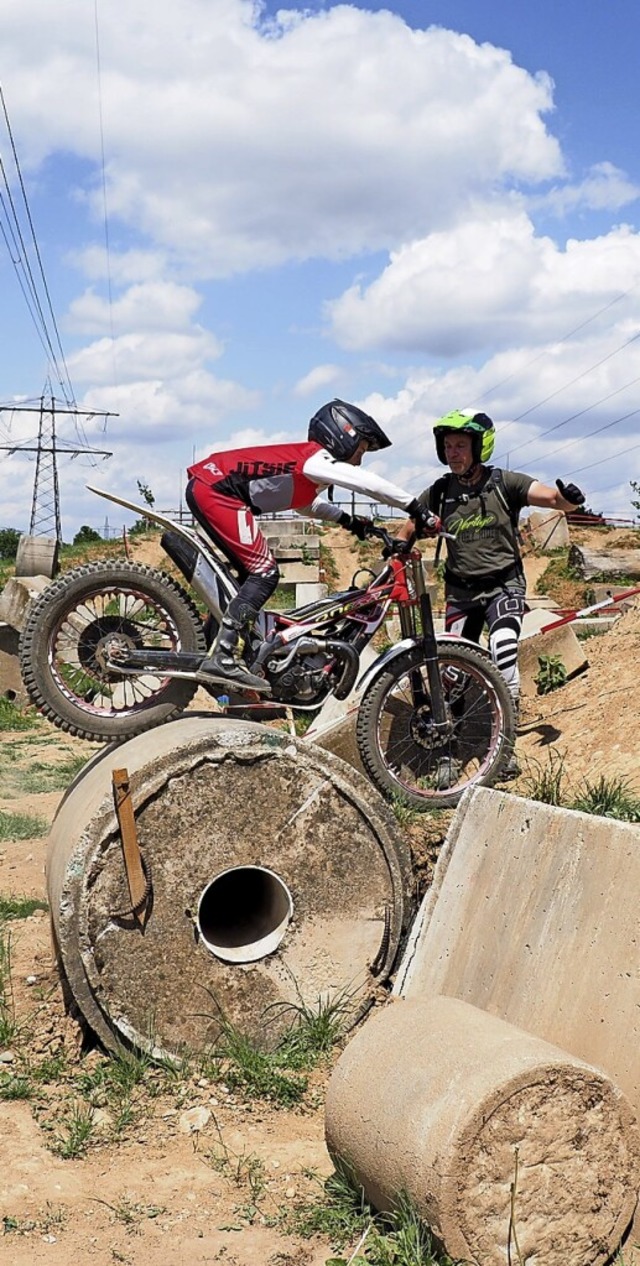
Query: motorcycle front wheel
[
  {"left": 19, "top": 561, "right": 206, "bottom": 742},
  {"left": 356, "top": 643, "right": 515, "bottom": 810}
]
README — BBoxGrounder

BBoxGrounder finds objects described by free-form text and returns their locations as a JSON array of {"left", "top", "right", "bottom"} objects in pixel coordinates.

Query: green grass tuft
[
  {"left": 0, "top": 894, "right": 48, "bottom": 921},
  {"left": 0, "top": 809, "right": 50, "bottom": 841},
  {"left": 0, "top": 698, "right": 38, "bottom": 731},
  {"left": 571, "top": 775, "right": 640, "bottom": 822}
]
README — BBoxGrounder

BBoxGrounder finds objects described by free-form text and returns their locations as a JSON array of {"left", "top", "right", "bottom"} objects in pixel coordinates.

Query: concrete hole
[{"left": 196, "top": 865, "right": 294, "bottom": 964}]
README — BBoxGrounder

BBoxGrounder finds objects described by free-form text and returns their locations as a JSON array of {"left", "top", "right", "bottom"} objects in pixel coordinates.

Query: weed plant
[
  {"left": 53, "top": 1100, "right": 95, "bottom": 1158},
  {"left": 1, "top": 754, "right": 88, "bottom": 797},
  {"left": 0, "top": 894, "right": 48, "bottom": 920},
  {"left": 0, "top": 924, "right": 16, "bottom": 1046},
  {"left": 0, "top": 809, "right": 49, "bottom": 841},
  {"left": 534, "top": 654, "right": 567, "bottom": 695},
  {"left": 521, "top": 749, "right": 568, "bottom": 806},
  {"left": 571, "top": 775, "right": 640, "bottom": 822},
  {"left": 0, "top": 698, "right": 38, "bottom": 731},
  {"left": 206, "top": 1017, "right": 308, "bottom": 1106},
  {"left": 282, "top": 1170, "right": 452, "bottom": 1266}
]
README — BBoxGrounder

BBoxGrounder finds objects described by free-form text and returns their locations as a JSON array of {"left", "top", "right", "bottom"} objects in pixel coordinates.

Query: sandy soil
[{"left": 1, "top": 523, "right": 638, "bottom": 1264}]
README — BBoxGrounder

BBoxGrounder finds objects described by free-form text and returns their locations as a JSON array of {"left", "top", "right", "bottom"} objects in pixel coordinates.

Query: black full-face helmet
[{"left": 308, "top": 399, "right": 392, "bottom": 462}]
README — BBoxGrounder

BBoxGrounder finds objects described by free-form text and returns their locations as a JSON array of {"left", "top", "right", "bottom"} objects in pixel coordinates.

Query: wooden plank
[{"left": 112, "top": 767, "right": 148, "bottom": 913}]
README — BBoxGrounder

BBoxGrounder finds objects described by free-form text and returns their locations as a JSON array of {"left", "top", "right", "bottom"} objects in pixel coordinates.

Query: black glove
[
  {"left": 381, "top": 538, "right": 412, "bottom": 559},
  {"left": 338, "top": 512, "right": 373, "bottom": 540},
  {"left": 556, "top": 479, "right": 585, "bottom": 506},
  {"left": 406, "top": 498, "right": 441, "bottom": 538}
]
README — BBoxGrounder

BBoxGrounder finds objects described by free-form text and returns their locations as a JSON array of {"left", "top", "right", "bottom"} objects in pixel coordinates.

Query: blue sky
[{"left": 1, "top": 0, "right": 640, "bottom": 536}]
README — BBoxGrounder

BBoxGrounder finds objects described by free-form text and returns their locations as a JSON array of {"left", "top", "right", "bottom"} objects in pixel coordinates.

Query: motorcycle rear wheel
[
  {"left": 19, "top": 561, "right": 206, "bottom": 742},
  {"left": 356, "top": 643, "right": 515, "bottom": 810}
]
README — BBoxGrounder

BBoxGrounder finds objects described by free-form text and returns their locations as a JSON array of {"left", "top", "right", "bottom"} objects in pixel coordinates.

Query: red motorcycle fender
[{"left": 355, "top": 634, "right": 491, "bottom": 696}]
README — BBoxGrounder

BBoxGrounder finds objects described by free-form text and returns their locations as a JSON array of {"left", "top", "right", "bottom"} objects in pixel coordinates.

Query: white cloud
[
  {"left": 534, "top": 162, "right": 640, "bottom": 216},
  {"left": 326, "top": 209, "right": 640, "bottom": 355},
  {"left": 67, "top": 281, "right": 208, "bottom": 336},
  {"left": 292, "top": 364, "right": 343, "bottom": 397},
  {"left": 3, "top": 0, "right": 562, "bottom": 276}
]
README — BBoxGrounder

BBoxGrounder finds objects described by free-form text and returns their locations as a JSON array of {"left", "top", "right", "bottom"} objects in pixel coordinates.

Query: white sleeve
[
  {"left": 302, "top": 449, "right": 413, "bottom": 511},
  {"left": 295, "top": 499, "right": 344, "bottom": 524}
]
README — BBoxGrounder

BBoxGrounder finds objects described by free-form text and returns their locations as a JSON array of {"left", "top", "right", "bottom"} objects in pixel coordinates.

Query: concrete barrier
[
  {"left": 396, "top": 787, "right": 640, "bottom": 1120},
  {"left": 326, "top": 995, "right": 639, "bottom": 1266},
  {"left": 518, "top": 613, "right": 588, "bottom": 694},
  {"left": 0, "top": 624, "right": 27, "bottom": 702},
  {"left": 47, "top": 716, "right": 412, "bottom": 1059},
  {"left": 0, "top": 575, "right": 51, "bottom": 632},
  {"left": 528, "top": 509, "right": 570, "bottom": 550}
]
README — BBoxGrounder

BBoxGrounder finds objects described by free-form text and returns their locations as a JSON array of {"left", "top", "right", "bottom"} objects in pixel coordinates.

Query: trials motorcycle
[{"left": 18, "top": 485, "right": 515, "bottom": 809}]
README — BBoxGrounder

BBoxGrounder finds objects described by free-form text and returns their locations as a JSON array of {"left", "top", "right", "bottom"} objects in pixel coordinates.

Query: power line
[
  {"left": 0, "top": 85, "right": 76, "bottom": 405},
  {"left": 470, "top": 285, "right": 638, "bottom": 407}
]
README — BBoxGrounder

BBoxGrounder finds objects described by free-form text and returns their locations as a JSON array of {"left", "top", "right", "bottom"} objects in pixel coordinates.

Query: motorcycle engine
[{"left": 264, "top": 650, "right": 331, "bottom": 704}]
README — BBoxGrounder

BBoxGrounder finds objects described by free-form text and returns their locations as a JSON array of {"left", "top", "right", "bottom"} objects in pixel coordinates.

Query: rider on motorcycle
[{"left": 186, "top": 399, "right": 429, "bottom": 691}]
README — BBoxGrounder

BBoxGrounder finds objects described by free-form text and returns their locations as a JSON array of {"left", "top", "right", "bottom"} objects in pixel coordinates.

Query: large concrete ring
[{"left": 47, "top": 716, "right": 412, "bottom": 1059}]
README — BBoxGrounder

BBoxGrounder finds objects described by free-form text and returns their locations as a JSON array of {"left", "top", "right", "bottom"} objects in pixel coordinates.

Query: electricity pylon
[{"left": 0, "top": 394, "right": 114, "bottom": 542}]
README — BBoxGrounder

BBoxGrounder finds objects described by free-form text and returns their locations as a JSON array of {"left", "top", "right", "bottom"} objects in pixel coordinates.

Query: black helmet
[{"left": 308, "top": 399, "right": 391, "bottom": 462}]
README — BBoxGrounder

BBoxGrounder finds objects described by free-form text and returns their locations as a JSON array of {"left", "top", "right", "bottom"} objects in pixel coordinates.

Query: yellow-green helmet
[{"left": 433, "top": 410, "right": 495, "bottom": 466}]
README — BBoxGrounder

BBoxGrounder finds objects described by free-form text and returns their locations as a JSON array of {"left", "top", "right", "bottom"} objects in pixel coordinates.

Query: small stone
[
  {"left": 285, "top": 1187, "right": 296, "bottom": 1199},
  {"left": 178, "top": 1106, "right": 211, "bottom": 1134},
  {"left": 0, "top": 1050, "right": 15, "bottom": 1063},
  {"left": 26, "top": 975, "right": 38, "bottom": 985}
]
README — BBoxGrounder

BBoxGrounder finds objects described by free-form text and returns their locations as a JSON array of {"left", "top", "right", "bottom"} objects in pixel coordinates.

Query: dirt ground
[{"left": 1, "top": 523, "right": 639, "bottom": 1265}]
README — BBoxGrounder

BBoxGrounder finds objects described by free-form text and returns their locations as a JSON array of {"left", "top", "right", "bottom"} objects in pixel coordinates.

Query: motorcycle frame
[{"left": 87, "top": 486, "right": 485, "bottom": 714}]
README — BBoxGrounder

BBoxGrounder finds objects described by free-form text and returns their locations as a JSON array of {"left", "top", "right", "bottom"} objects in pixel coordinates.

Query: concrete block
[
  {"left": 326, "top": 995, "right": 639, "bottom": 1266},
  {"left": 47, "top": 716, "right": 412, "bottom": 1058},
  {"left": 528, "top": 509, "right": 570, "bottom": 550},
  {"left": 0, "top": 623, "right": 27, "bottom": 703},
  {"left": 396, "top": 787, "right": 640, "bottom": 1121},
  {"left": 271, "top": 543, "right": 320, "bottom": 561},
  {"left": 294, "top": 581, "right": 327, "bottom": 606},
  {"left": 277, "top": 561, "right": 319, "bottom": 584},
  {"left": 0, "top": 574, "right": 50, "bottom": 632},
  {"left": 518, "top": 619, "right": 588, "bottom": 695},
  {"left": 589, "top": 583, "right": 640, "bottom": 614}
]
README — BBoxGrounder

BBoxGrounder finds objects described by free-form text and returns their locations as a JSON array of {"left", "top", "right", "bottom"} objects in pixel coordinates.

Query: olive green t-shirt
[{"left": 418, "top": 467, "right": 534, "bottom": 598}]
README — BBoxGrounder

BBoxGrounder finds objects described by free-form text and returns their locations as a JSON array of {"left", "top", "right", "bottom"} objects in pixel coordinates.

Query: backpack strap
[{"left": 430, "top": 474, "right": 450, "bottom": 567}]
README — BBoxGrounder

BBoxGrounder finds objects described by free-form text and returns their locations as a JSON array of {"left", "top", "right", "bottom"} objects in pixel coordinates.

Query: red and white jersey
[{"left": 188, "top": 440, "right": 413, "bottom": 520}]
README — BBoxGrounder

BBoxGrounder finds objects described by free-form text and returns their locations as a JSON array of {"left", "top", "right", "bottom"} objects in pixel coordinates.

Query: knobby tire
[
  {"left": 356, "top": 642, "right": 515, "bottom": 810},
  {"left": 19, "top": 561, "right": 206, "bottom": 742}
]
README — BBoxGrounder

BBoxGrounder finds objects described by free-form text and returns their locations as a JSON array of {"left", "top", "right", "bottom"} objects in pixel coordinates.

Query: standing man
[{"left": 402, "top": 410, "right": 585, "bottom": 776}]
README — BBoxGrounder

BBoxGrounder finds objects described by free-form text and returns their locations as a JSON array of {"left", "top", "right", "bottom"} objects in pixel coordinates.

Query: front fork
[{"left": 400, "top": 557, "right": 448, "bottom": 728}]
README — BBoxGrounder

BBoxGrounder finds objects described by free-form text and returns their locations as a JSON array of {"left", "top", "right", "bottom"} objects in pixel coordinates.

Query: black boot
[{"left": 197, "top": 602, "right": 271, "bottom": 694}]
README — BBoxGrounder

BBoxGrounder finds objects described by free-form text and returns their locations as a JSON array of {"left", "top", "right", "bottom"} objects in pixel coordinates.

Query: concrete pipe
[
  {"left": 47, "top": 716, "right": 411, "bottom": 1059},
  {"left": 325, "top": 996, "right": 640, "bottom": 1266},
  {"left": 15, "top": 533, "right": 59, "bottom": 579}
]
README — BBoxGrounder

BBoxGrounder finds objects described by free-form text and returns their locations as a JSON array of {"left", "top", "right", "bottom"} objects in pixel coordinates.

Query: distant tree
[
  {"left": 0, "top": 527, "right": 21, "bottom": 560},
  {"left": 631, "top": 480, "right": 640, "bottom": 517},
  {"left": 136, "top": 479, "right": 155, "bottom": 508},
  {"left": 73, "top": 525, "right": 102, "bottom": 545},
  {"left": 129, "top": 478, "right": 157, "bottom": 536}
]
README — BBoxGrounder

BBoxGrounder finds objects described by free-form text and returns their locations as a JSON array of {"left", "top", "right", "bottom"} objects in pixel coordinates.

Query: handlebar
[{"left": 365, "top": 519, "right": 453, "bottom": 555}]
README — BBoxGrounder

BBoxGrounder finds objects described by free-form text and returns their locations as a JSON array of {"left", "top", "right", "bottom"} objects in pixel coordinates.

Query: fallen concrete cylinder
[
  {"left": 325, "top": 996, "right": 640, "bottom": 1266},
  {"left": 15, "top": 533, "right": 59, "bottom": 579},
  {"left": 47, "top": 716, "right": 411, "bottom": 1058}
]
